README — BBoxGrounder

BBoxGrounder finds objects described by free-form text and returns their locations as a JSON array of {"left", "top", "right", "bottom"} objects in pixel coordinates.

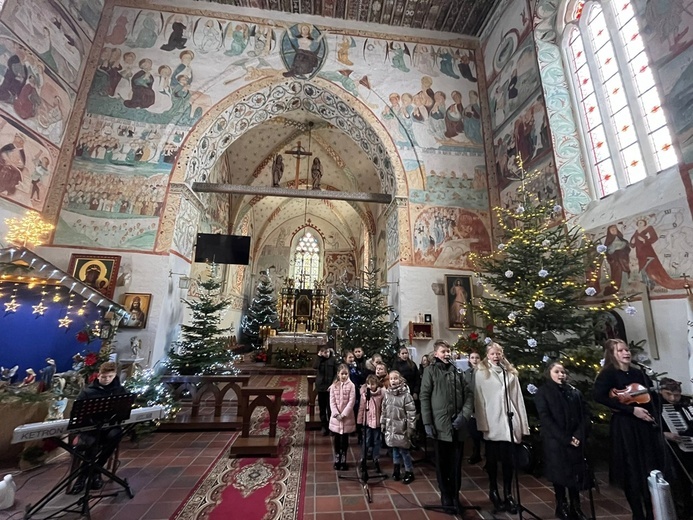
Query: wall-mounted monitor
[{"left": 194, "top": 234, "right": 251, "bottom": 265}]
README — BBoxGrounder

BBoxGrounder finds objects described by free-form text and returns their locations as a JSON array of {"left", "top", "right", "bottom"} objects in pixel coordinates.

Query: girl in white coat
[{"left": 474, "top": 343, "right": 529, "bottom": 514}]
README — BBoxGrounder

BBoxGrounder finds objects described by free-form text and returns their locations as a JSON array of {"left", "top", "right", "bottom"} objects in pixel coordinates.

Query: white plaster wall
[{"left": 397, "top": 265, "right": 476, "bottom": 363}]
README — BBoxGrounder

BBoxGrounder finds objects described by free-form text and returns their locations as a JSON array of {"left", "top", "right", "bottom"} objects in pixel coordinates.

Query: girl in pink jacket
[
  {"left": 329, "top": 364, "right": 356, "bottom": 470},
  {"left": 356, "top": 374, "right": 385, "bottom": 473}
]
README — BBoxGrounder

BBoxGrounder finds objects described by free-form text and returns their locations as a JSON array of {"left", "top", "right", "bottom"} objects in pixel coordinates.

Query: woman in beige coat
[{"left": 474, "top": 342, "right": 529, "bottom": 514}]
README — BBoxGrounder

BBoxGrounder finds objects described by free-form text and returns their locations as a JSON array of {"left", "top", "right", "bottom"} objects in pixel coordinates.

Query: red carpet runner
[{"left": 171, "top": 375, "right": 308, "bottom": 520}]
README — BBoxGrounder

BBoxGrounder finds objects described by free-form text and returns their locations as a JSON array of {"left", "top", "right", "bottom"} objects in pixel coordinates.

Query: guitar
[{"left": 609, "top": 383, "right": 651, "bottom": 405}]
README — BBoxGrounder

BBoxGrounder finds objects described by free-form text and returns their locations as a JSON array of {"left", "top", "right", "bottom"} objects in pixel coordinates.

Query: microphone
[
  {"left": 632, "top": 360, "right": 654, "bottom": 374},
  {"left": 366, "top": 387, "right": 371, "bottom": 401}
]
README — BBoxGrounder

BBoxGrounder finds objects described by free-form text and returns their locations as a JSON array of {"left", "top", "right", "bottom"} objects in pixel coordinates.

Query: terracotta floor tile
[{"left": 314, "top": 495, "right": 343, "bottom": 512}]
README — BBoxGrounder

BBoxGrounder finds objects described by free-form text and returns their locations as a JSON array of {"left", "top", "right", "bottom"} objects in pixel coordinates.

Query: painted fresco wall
[
  {"left": 481, "top": 0, "right": 560, "bottom": 235},
  {"left": 47, "top": 4, "right": 492, "bottom": 276},
  {"left": 0, "top": 0, "right": 104, "bottom": 241}
]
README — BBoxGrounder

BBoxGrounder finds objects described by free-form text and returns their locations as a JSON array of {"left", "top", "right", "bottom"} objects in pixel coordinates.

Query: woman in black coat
[
  {"left": 392, "top": 347, "right": 421, "bottom": 399},
  {"left": 535, "top": 362, "right": 591, "bottom": 520},
  {"left": 594, "top": 339, "right": 663, "bottom": 520}
]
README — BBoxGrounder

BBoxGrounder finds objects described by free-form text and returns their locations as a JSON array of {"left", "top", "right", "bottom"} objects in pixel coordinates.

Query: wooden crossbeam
[{"left": 192, "top": 183, "right": 392, "bottom": 204}]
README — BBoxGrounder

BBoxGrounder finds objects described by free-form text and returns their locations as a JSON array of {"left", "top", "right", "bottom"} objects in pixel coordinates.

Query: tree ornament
[
  {"left": 516, "top": 205, "right": 525, "bottom": 214},
  {"left": 553, "top": 204, "right": 563, "bottom": 213},
  {"left": 625, "top": 305, "right": 637, "bottom": 316},
  {"left": 508, "top": 312, "right": 517, "bottom": 321},
  {"left": 526, "top": 383, "right": 538, "bottom": 394},
  {"left": 497, "top": 243, "right": 506, "bottom": 251},
  {"left": 585, "top": 287, "right": 597, "bottom": 296},
  {"left": 527, "top": 338, "right": 538, "bottom": 348},
  {"left": 538, "top": 269, "right": 548, "bottom": 278},
  {"left": 484, "top": 337, "right": 493, "bottom": 345},
  {"left": 504, "top": 270, "right": 514, "bottom": 278},
  {"left": 596, "top": 244, "right": 607, "bottom": 254},
  {"left": 541, "top": 239, "right": 551, "bottom": 247},
  {"left": 534, "top": 300, "right": 545, "bottom": 310},
  {"left": 542, "top": 355, "right": 550, "bottom": 363}
]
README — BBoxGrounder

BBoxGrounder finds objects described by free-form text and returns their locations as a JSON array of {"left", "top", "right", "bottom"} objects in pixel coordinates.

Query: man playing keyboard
[
  {"left": 659, "top": 377, "right": 693, "bottom": 519},
  {"left": 71, "top": 361, "right": 126, "bottom": 494}
]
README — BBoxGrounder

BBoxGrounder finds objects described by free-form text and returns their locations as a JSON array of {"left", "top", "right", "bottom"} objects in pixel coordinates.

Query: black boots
[
  {"left": 570, "top": 503, "right": 589, "bottom": 520},
  {"left": 489, "top": 489, "right": 505, "bottom": 512},
  {"left": 373, "top": 458, "right": 382, "bottom": 474},
  {"left": 402, "top": 470, "right": 415, "bottom": 484},
  {"left": 341, "top": 452, "right": 349, "bottom": 471},
  {"left": 555, "top": 496, "right": 571, "bottom": 520},
  {"left": 504, "top": 494, "right": 518, "bottom": 514},
  {"left": 392, "top": 464, "right": 401, "bottom": 481},
  {"left": 334, "top": 452, "right": 341, "bottom": 470}
]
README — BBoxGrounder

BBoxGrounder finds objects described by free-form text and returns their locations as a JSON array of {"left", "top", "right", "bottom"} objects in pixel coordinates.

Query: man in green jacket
[{"left": 420, "top": 339, "right": 474, "bottom": 513}]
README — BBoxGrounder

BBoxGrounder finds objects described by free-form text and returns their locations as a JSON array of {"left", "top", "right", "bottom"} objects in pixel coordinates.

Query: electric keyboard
[
  {"left": 12, "top": 405, "right": 165, "bottom": 444},
  {"left": 662, "top": 403, "right": 693, "bottom": 452}
]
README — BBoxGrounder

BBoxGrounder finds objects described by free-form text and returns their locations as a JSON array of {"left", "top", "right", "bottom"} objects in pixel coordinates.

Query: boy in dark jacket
[
  {"left": 420, "top": 340, "right": 474, "bottom": 513},
  {"left": 71, "top": 361, "right": 127, "bottom": 494},
  {"left": 313, "top": 346, "right": 337, "bottom": 435}
]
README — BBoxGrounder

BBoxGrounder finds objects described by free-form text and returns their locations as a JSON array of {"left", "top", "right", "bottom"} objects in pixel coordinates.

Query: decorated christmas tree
[
  {"left": 469, "top": 158, "right": 629, "bottom": 394},
  {"left": 241, "top": 273, "right": 278, "bottom": 349},
  {"left": 167, "top": 273, "right": 238, "bottom": 375},
  {"left": 330, "top": 265, "right": 395, "bottom": 360}
]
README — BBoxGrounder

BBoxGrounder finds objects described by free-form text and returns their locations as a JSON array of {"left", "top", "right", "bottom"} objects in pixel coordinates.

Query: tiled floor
[{"left": 2, "top": 375, "right": 636, "bottom": 520}]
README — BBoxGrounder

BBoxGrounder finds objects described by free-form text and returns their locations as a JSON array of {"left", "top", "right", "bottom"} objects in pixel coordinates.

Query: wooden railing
[
  {"left": 158, "top": 375, "right": 250, "bottom": 430},
  {"left": 229, "top": 387, "right": 284, "bottom": 457}
]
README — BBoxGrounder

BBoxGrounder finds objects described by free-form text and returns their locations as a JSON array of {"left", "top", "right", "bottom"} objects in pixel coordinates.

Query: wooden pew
[
  {"left": 158, "top": 375, "right": 250, "bottom": 430},
  {"left": 229, "top": 387, "right": 284, "bottom": 457}
]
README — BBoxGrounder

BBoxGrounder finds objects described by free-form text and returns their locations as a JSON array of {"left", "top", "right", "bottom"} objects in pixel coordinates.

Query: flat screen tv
[{"left": 194, "top": 234, "right": 251, "bottom": 265}]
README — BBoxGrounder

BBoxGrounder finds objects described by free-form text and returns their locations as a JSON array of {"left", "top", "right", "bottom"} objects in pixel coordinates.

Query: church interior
[{"left": 0, "top": 0, "right": 692, "bottom": 518}]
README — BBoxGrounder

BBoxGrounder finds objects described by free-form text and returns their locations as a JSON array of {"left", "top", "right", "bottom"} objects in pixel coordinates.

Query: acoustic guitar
[{"left": 609, "top": 383, "right": 651, "bottom": 405}]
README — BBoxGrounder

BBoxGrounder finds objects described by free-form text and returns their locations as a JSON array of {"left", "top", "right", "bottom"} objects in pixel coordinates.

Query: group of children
[{"left": 315, "top": 345, "right": 418, "bottom": 484}]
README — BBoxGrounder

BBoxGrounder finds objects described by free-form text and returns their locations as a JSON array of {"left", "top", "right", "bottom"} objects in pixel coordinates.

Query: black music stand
[
  {"left": 337, "top": 389, "right": 387, "bottom": 503},
  {"left": 24, "top": 393, "right": 136, "bottom": 520}
]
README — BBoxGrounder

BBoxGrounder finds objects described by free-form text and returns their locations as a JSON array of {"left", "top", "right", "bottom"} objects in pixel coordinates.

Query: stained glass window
[
  {"left": 292, "top": 230, "right": 321, "bottom": 290},
  {"left": 563, "top": 0, "right": 677, "bottom": 198}
]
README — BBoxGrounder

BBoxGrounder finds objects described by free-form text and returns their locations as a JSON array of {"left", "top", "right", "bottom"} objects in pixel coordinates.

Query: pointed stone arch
[{"left": 159, "top": 77, "right": 409, "bottom": 262}]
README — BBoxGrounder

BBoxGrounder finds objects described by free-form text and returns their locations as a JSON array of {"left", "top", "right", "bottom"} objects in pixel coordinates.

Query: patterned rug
[{"left": 171, "top": 375, "right": 308, "bottom": 520}]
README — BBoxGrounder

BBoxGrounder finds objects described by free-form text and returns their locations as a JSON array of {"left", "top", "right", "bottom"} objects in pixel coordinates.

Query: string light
[
  {"left": 4, "top": 210, "right": 54, "bottom": 247},
  {"left": 4, "top": 283, "right": 20, "bottom": 313}
]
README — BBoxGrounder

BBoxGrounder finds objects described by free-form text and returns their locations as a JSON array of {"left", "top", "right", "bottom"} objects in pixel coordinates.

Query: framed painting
[
  {"left": 445, "top": 275, "right": 473, "bottom": 330},
  {"left": 120, "top": 293, "right": 152, "bottom": 329},
  {"left": 68, "top": 254, "right": 121, "bottom": 299}
]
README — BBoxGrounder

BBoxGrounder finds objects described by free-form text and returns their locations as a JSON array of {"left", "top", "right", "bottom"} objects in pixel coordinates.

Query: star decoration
[
  {"left": 58, "top": 316, "right": 73, "bottom": 328},
  {"left": 32, "top": 302, "right": 47, "bottom": 315},
  {"left": 4, "top": 299, "right": 19, "bottom": 313}
]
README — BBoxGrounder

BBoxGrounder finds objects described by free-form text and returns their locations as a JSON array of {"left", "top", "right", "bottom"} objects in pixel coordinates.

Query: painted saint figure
[
  {"left": 604, "top": 224, "right": 631, "bottom": 294},
  {"left": 629, "top": 218, "right": 687, "bottom": 290},
  {"left": 282, "top": 24, "right": 326, "bottom": 79},
  {"left": 272, "top": 154, "right": 284, "bottom": 187},
  {"left": 449, "top": 279, "right": 468, "bottom": 328}
]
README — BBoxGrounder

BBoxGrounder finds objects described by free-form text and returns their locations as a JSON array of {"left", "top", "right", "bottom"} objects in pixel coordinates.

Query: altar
[{"left": 267, "top": 333, "right": 328, "bottom": 360}]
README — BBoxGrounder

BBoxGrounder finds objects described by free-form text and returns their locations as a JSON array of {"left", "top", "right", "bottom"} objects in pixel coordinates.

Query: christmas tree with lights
[
  {"left": 470, "top": 158, "right": 627, "bottom": 393},
  {"left": 241, "top": 273, "right": 278, "bottom": 349},
  {"left": 330, "top": 265, "right": 395, "bottom": 359},
  {"left": 167, "top": 274, "right": 238, "bottom": 375}
]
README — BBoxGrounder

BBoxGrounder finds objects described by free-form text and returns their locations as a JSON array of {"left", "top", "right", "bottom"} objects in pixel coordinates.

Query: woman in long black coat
[{"left": 535, "top": 362, "right": 591, "bottom": 520}]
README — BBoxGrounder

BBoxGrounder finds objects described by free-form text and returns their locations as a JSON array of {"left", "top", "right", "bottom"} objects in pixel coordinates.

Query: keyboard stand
[{"left": 24, "top": 395, "right": 137, "bottom": 520}]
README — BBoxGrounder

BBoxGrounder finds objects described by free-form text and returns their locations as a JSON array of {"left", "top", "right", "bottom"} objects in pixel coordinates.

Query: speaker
[{"left": 194, "top": 234, "right": 250, "bottom": 265}]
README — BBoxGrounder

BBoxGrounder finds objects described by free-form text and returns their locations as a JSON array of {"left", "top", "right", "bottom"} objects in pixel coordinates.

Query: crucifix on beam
[{"left": 284, "top": 141, "right": 312, "bottom": 189}]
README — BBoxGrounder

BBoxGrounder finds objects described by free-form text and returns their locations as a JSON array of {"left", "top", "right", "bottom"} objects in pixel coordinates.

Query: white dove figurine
[{"left": 0, "top": 474, "right": 16, "bottom": 510}]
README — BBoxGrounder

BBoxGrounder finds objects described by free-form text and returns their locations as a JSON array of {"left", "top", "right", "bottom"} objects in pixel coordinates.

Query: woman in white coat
[{"left": 474, "top": 342, "right": 529, "bottom": 514}]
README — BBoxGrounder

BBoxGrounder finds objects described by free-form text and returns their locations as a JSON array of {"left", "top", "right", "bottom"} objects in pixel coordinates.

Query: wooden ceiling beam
[{"left": 192, "top": 183, "right": 392, "bottom": 204}]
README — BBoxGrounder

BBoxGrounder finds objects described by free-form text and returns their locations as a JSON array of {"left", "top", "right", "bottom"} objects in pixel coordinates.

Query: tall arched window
[
  {"left": 291, "top": 229, "right": 322, "bottom": 289},
  {"left": 562, "top": 0, "right": 677, "bottom": 198}
]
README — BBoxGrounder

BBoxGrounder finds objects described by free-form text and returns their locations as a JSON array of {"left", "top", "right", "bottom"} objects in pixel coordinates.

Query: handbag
[{"left": 514, "top": 441, "right": 534, "bottom": 471}]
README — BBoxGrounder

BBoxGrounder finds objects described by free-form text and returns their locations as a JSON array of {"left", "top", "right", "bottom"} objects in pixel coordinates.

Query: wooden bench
[
  {"left": 158, "top": 375, "right": 250, "bottom": 430},
  {"left": 228, "top": 387, "right": 284, "bottom": 457},
  {"left": 305, "top": 375, "right": 321, "bottom": 430}
]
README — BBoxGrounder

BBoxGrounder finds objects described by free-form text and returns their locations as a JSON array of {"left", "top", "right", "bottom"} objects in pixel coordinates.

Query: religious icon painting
[
  {"left": 280, "top": 23, "right": 327, "bottom": 80},
  {"left": 444, "top": 275, "right": 472, "bottom": 330},
  {"left": 68, "top": 254, "right": 121, "bottom": 300},
  {"left": 120, "top": 293, "right": 152, "bottom": 329}
]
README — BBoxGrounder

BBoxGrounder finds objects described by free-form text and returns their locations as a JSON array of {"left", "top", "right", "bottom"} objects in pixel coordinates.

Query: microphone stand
[
  {"left": 501, "top": 364, "right": 541, "bottom": 520},
  {"left": 338, "top": 387, "right": 386, "bottom": 503}
]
